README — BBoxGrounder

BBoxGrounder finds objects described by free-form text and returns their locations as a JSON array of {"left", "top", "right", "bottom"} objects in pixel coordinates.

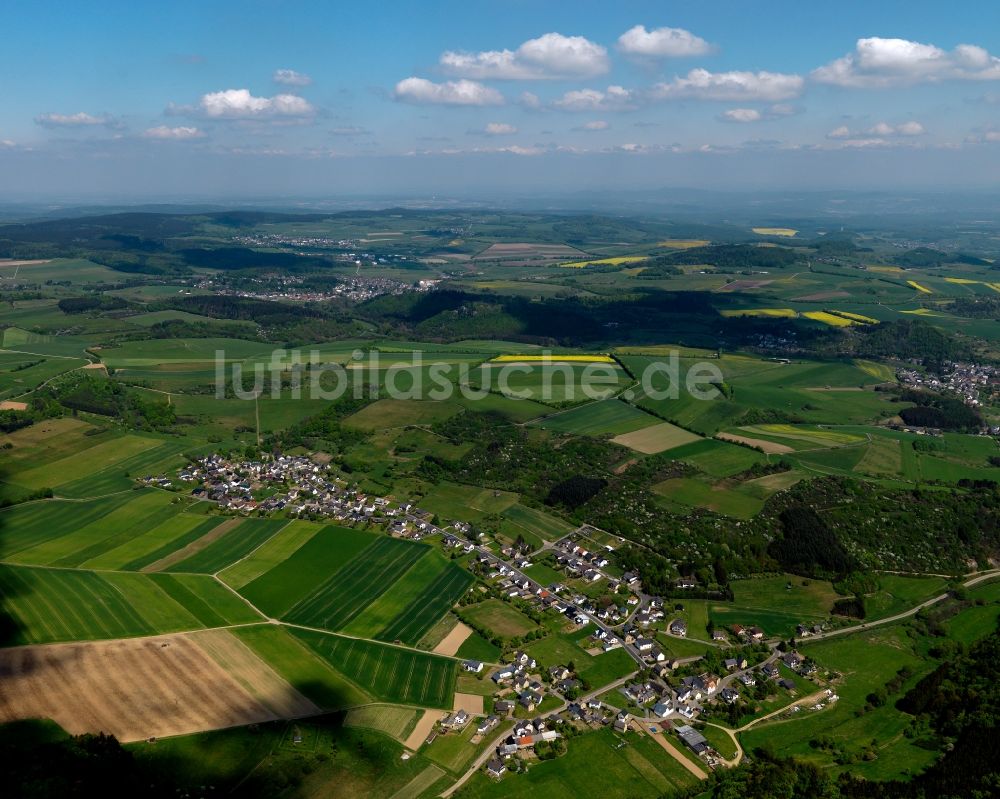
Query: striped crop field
[
  {"left": 375, "top": 563, "right": 474, "bottom": 645},
  {"left": 284, "top": 537, "right": 429, "bottom": 632},
  {"left": 0, "top": 564, "right": 261, "bottom": 646},
  {"left": 292, "top": 628, "right": 457, "bottom": 709},
  {"left": 164, "top": 518, "right": 289, "bottom": 574}
]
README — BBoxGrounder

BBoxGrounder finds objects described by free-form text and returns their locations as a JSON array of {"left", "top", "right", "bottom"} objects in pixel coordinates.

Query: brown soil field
[
  {"left": 0, "top": 630, "right": 317, "bottom": 742},
  {"left": 432, "top": 621, "right": 473, "bottom": 657},
  {"left": 403, "top": 709, "right": 447, "bottom": 751},
  {"left": 792, "top": 290, "right": 850, "bottom": 301},
  {"left": 0, "top": 259, "right": 51, "bottom": 268},
  {"left": 141, "top": 517, "right": 243, "bottom": 572},
  {"left": 453, "top": 692, "right": 484, "bottom": 715},
  {"left": 473, "top": 243, "right": 584, "bottom": 260},
  {"left": 716, "top": 279, "right": 774, "bottom": 291},
  {"left": 715, "top": 432, "right": 794, "bottom": 454}
]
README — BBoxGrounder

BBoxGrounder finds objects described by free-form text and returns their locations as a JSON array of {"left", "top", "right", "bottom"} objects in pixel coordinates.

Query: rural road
[
  {"left": 808, "top": 568, "right": 1000, "bottom": 642},
  {"left": 439, "top": 671, "right": 638, "bottom": 798}
]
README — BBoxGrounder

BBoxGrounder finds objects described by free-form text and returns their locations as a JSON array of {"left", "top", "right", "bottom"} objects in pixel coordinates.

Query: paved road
[
  {"left": 809, "top": 569, "right": 1000, "bottom": 642},
  {"left": 439, "top": 671, "right": 638, "bottom": 797}
]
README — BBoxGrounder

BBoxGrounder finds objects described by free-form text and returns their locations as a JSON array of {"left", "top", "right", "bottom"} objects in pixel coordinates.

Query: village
[
  {"left": 157, "top": 451, "right": 842, "bottom": 781},
  {"left": 897, "top": 360, "right": 1000, "bottom": 408}
]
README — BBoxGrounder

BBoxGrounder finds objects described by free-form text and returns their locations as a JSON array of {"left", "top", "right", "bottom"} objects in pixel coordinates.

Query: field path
[
  {"left": 142, "top": 518, "right": 242, "bottom": 572},
  {"left": 636, "top": 720, "right": 708, "bottom": 780}
]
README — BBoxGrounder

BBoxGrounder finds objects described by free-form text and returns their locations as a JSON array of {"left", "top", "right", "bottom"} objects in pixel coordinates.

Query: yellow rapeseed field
[
  {"left": 751, "top": 227, "right": 798, "bottom": 237},
  {"left": 802, "top": 311, "right": 856, "bottom": 327},
  {"left": 719, "top": 308, "right": 797, "bottom": 318},
  {"left": 490, "top": 354, "right": 616, "bottom": 363},
  {"left": 907, "top": 280, "right": 933, "bottom": 294},
  {"left": 560, "top": 256, "right": 648, "bottom": 268}
]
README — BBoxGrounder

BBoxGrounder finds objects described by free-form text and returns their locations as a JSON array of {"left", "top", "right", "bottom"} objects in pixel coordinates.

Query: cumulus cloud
[
  {"left": 440, "top": 32, "right": 608, "bottom": 80},
  {"left": 552, "top": 85, "right": 637, "bottom": 111},
  {"left": 171, "top": 89, "right": 316, "bottom": 119},
  {"left": 519, "top": 92, "right": 542, "bottom": 110},
  {"left": 720, "top": 108, "right": 762, "bottom": 123},
  {"left": 617, "top": 25, "right": 712, "bottom": 59},
  {"left": 579, "top": 120, "right": 609, "bottom": 131},
  {"left": 813, "top": 37, "right": 1000, "bottom": 88},
  {"left": 35, "top": 112, "right": 122, "bottom": 129},
  {"left": 828, "top": 121, "right": 926, "bottom": 140},
  {"left": 650, "top": 69, "right": 804, "bottom": 101},
  {"left": 483, "top": 122, "right": 517, "bottom": 135},
  {"left": 273, "top": 69, "right": 312, "bottom": 87},
  {"left": 142, "top": 125, "right": 204, "bottom": 140},
  {"left": 394, "top": 77, "right": 504, "bottom": 105}
]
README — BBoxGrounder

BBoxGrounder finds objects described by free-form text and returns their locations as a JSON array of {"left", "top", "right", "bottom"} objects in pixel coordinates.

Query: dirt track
[
  {"left": 715, "top": 432, "right": 794, "bottom": 454},
  {"left": 142, "top": 518, "right": 241, "bottom": 572},
  {"left": 0, "top": 630, "right": 317, "bottom": 742}
]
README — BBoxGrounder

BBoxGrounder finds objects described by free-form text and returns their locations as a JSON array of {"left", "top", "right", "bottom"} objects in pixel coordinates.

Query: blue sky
[{"left": 2, "top": 0, "right": 1000, "bottom": 198}]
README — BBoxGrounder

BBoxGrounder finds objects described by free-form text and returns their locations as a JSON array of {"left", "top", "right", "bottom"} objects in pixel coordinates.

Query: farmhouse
[
  {"left": 462, "top": 659, "right": 484, "bottom": 673},
  {"left": 676, "top": 725, "right": 710, "bottom": 755}
]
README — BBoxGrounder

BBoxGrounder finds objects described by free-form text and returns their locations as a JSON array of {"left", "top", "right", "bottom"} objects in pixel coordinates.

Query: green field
[
  {"left": 337, "top": 550, "right": 473, "bottom": 645},
  {"left": 165, "top": 518, "right": 289, "bottom": 574},
  {"left": 285, "top": 537, "right": 430, "bottom": 632},
  {"left": 0, "top": 564, "right": 261, "bottom": 645},
  {"left": 2, "top": 491, "right": 182, "bottom": 566},
  {"left": 457, "top": 727, "right": 699, "bottom": 799},
  {"left": 534, "top": 399, "right": 657, "bottom": 437},
  {"left": 462, "top": 599, "right": 539, "bottom": 639},
  {"left": 218, "top": 520, "right": 322, "bottom": 589},
  {"left": 292, "top": 628, "right": 457, "bottom": 709},
  {"left": 239, "top": 526, "right": 379, "bottom": 617},
  {"left": 419, "top": 481, "right": 519, "bottom": 522},
  {"left": 500, "top": 503, "right": 574, "bottom": 541},
  {"left": 231, "top": 624, "right": 372, "bottom": 709},
  {"left": 375, "top": 563, "right": 474, "bottom": 645},
  {"left": 741, "top": 625, "right": 941, "bottom": 780}
]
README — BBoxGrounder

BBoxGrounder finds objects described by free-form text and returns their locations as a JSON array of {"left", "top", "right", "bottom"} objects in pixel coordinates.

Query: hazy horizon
[{"left": 3, "top": 0, "right": 1000, "bottom": 197}]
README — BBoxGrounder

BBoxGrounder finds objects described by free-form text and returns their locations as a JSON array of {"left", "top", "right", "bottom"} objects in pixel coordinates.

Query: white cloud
[
  {"left": 142, "top": 125, "right": 204, "bottom": 140},
  {"left": 394, "top": 77, "right": 504, "bottom": 106},
  {"left": 178, "top": 89, "right": 316, "bottom": 119},
  {"left": 830, "top": 121, "right": 926, "bottom": 140},
  {"left": 440, "top": 32, "right": 608, "bottom": 80},
  {"left": 552, "top": 85, "right": 636, "bottom": 111},
  {"left": 483, "top": 122, "right": 517, "bottom": 135},
  {"left": 35, "top": 112, "right": 122, "bottom": 129},
  {"left": 651, "top": 69, "right": 804, "bottom": 101},
  {"left": 720, "top": 108, "right": 762, "bottom": 123},
  {"left": 617, "top": 25, "right": 712, "bottom": 59},
  {"left": 0, "top": 139, "right": 15, "bottom": 148},
  {"left": 813, "top": 37, "right": 1000, "bottom": 88},
  {"left": 580, "top": 120, "right": 609, "bottom": 131},
  {"left": 273, "top": 69, "right": 312, "bottom": 87},
  {"left": 519, "top": 91, "right": 542, "bottom": 110},
  {"left": 895, "top": 120, "right": 926, "bottom": 136}
]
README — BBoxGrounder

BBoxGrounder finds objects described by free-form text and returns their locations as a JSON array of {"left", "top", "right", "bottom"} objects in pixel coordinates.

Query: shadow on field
[
  {"left": 0, "top": 464, "right": 26, "bottom": 647},
  {"left": 4, "top": 668, "right": 402, "bottom": 797}
]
